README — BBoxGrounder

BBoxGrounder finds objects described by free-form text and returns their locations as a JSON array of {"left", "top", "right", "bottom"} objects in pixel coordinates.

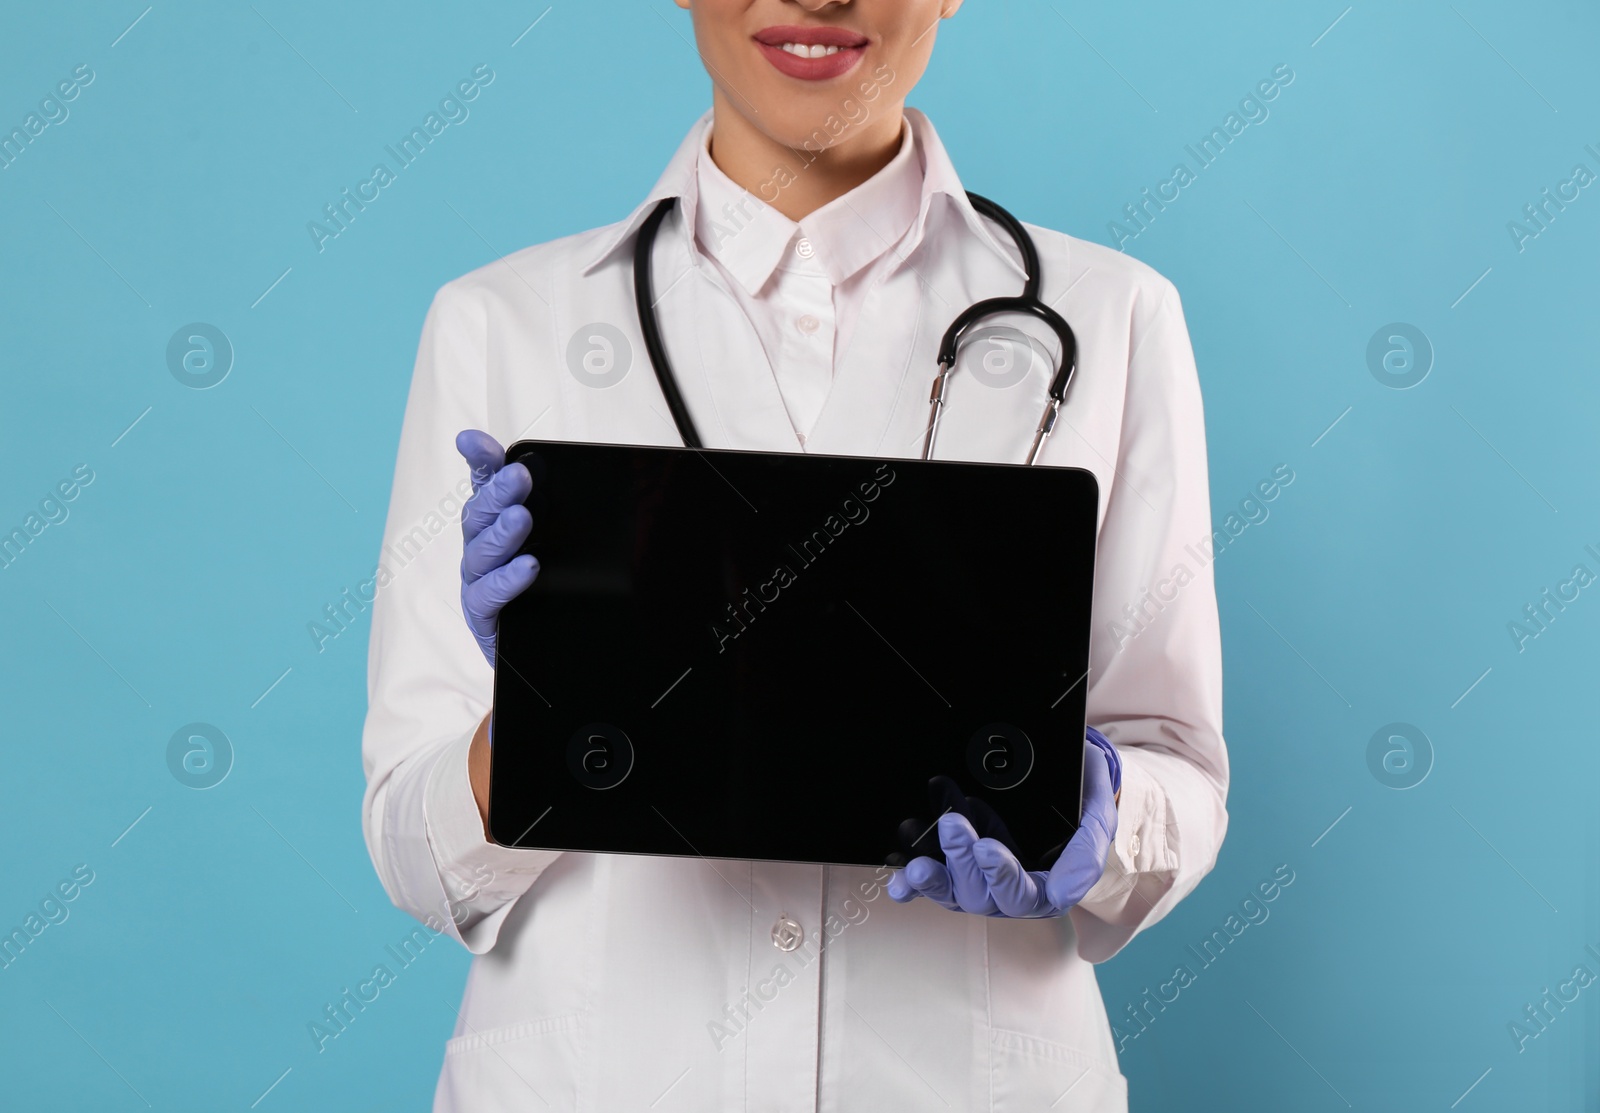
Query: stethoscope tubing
[
  {"left": 633, "top": 191, "right": 1078, "bottom": 464},
  {"left": 634, "top": 197, "right": 705, "bottom": 450}
]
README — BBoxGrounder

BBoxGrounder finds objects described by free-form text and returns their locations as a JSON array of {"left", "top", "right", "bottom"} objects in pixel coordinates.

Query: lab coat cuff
[
  {"left": 1077, "top": 755, "right": 1165, "bottom": 914},
  {"left": 421, "top": 726, "right": 562, "bottom": 950}
]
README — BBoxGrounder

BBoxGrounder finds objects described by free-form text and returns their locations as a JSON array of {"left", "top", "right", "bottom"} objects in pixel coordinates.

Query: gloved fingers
[
  {"left": 1079, "top": 742, "right": 1119, "bottom": 843},
  {"left": 938, "top": 813, "right": 997, "bottom": 915},
  {"left": 456, "top": 429, "right": 507, "bottom": 493},
  {"left": 463, "top": 504, "right": 534, "bottom": 583},
  {"left": 927, "top": 775, "right": 1019, "bottom": 851},
  {"left": 462, "top": 554, "right": 540, "bottom": 634},
  {"left": 971, "top": 839, "right": 1051, "bottom": 917},
  {"left": 888, "top": 856, "right": 960, "bottom": 911},
  {"left": 1044, "top": 747, "right": 1119, "bottom": 910},
  {"left": 1043, "top": 826, "right": 1112, "bottom": 911},
  {"left": 462, "top": 461, "right": 533, "bottom": 543},
  {"left": 1085, "top": 726, "right": 1122, "bottom": 799}
]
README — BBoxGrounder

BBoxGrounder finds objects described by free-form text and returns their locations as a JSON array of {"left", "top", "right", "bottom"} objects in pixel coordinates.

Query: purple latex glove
[
  {"left": 887, "top": 728, "right": 1121, "bottom": 918},
  {"left": 456, "top": 430, "right": 540, "bottom": 666}
]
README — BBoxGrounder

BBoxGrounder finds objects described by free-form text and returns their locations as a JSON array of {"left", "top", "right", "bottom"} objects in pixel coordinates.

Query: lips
[{"left": 752, "top": 24, "right": 869, "bottom": 82}]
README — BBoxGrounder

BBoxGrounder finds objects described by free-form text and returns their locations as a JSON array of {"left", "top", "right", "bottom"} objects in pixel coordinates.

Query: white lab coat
[{"left": 362, "top": 107, "right": 1228, "bottom": 1112}]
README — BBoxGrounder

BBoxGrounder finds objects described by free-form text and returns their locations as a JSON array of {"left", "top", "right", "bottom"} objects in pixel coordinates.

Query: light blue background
[{"left": 1, "top": 1, "right": 1596, "bottom": 1109}]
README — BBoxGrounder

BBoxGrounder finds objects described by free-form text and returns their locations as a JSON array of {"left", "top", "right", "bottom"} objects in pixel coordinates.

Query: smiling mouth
[{"left": 752, "top": 25, "right": 870, "bottom": 81}]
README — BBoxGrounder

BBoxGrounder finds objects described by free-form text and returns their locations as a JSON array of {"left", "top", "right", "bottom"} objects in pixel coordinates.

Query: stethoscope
[{"left": 632, "top": 191, "right": 1078, "bottom": 464}]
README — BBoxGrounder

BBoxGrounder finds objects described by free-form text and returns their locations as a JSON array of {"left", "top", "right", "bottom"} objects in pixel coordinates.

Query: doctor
[{"left": 362, "top": 1, "right": 1228, "bottom": 1109}]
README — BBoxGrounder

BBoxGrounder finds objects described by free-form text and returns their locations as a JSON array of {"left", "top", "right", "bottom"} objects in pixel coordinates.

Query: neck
[{"left": 706, "top": 91, "right": 906, "bottom": 222}]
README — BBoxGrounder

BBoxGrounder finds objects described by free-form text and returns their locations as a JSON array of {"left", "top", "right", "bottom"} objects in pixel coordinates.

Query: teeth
[{"left": 779, "top": 42, "right": 844, "bottom": 58}]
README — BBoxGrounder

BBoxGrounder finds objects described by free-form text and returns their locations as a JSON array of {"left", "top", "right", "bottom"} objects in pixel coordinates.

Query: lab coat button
[
  {"left": 794, "top": 236, "right": 815, "bottom": 259},
  {"left": 796, "top": 314, "right": 820, "bottom": 334},
  {"left": 1129, "top": 833, "right": 1141, "bottom": 856},
  {"left": 771, "top": 915, "right": 803, "bottom": 952}
]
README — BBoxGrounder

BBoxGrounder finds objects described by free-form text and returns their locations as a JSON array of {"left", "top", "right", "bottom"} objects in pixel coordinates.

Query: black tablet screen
[{"left": 489, "top": 440, "right": 1098, "bottom": 872}]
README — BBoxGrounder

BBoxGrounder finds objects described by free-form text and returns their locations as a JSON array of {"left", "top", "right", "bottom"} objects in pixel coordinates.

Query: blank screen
[{"left": 489, "top": 440, "right": 1098, "bottom": 872}]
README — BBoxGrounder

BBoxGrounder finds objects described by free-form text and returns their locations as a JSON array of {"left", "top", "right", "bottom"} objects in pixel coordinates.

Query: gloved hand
[
  {"left": 887, "top": 728, "right": 1122, "bottom": 918},
  {"left": 456, "top": 429, "right": 540, "bottom": 666}
]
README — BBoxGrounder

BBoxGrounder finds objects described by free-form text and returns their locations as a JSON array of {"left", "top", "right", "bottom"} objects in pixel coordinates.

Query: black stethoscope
[{"left": 632, "top": 192, "right": 1078, "bottom": 464}]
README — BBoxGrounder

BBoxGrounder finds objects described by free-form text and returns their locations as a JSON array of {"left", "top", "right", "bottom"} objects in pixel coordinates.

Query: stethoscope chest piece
[{"left": 923, "top": 193, "right": 1079, "bottom": 466}]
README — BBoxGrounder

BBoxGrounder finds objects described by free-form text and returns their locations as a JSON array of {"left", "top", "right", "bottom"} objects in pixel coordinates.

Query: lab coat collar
[
  {"left": 904, "top": 107, "right": 1029, "bottom": 284},
  {"left": 693, "top": 115, "right": 920, "bottom": 295},
  {"left": 579, "top": 107, "right": 1026, "bottom": 286}
]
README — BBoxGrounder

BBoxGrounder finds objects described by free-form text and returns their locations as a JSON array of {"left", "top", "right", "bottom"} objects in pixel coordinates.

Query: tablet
[{"left": 488, "top": 439, "right": 1099, "bottom": 872}]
